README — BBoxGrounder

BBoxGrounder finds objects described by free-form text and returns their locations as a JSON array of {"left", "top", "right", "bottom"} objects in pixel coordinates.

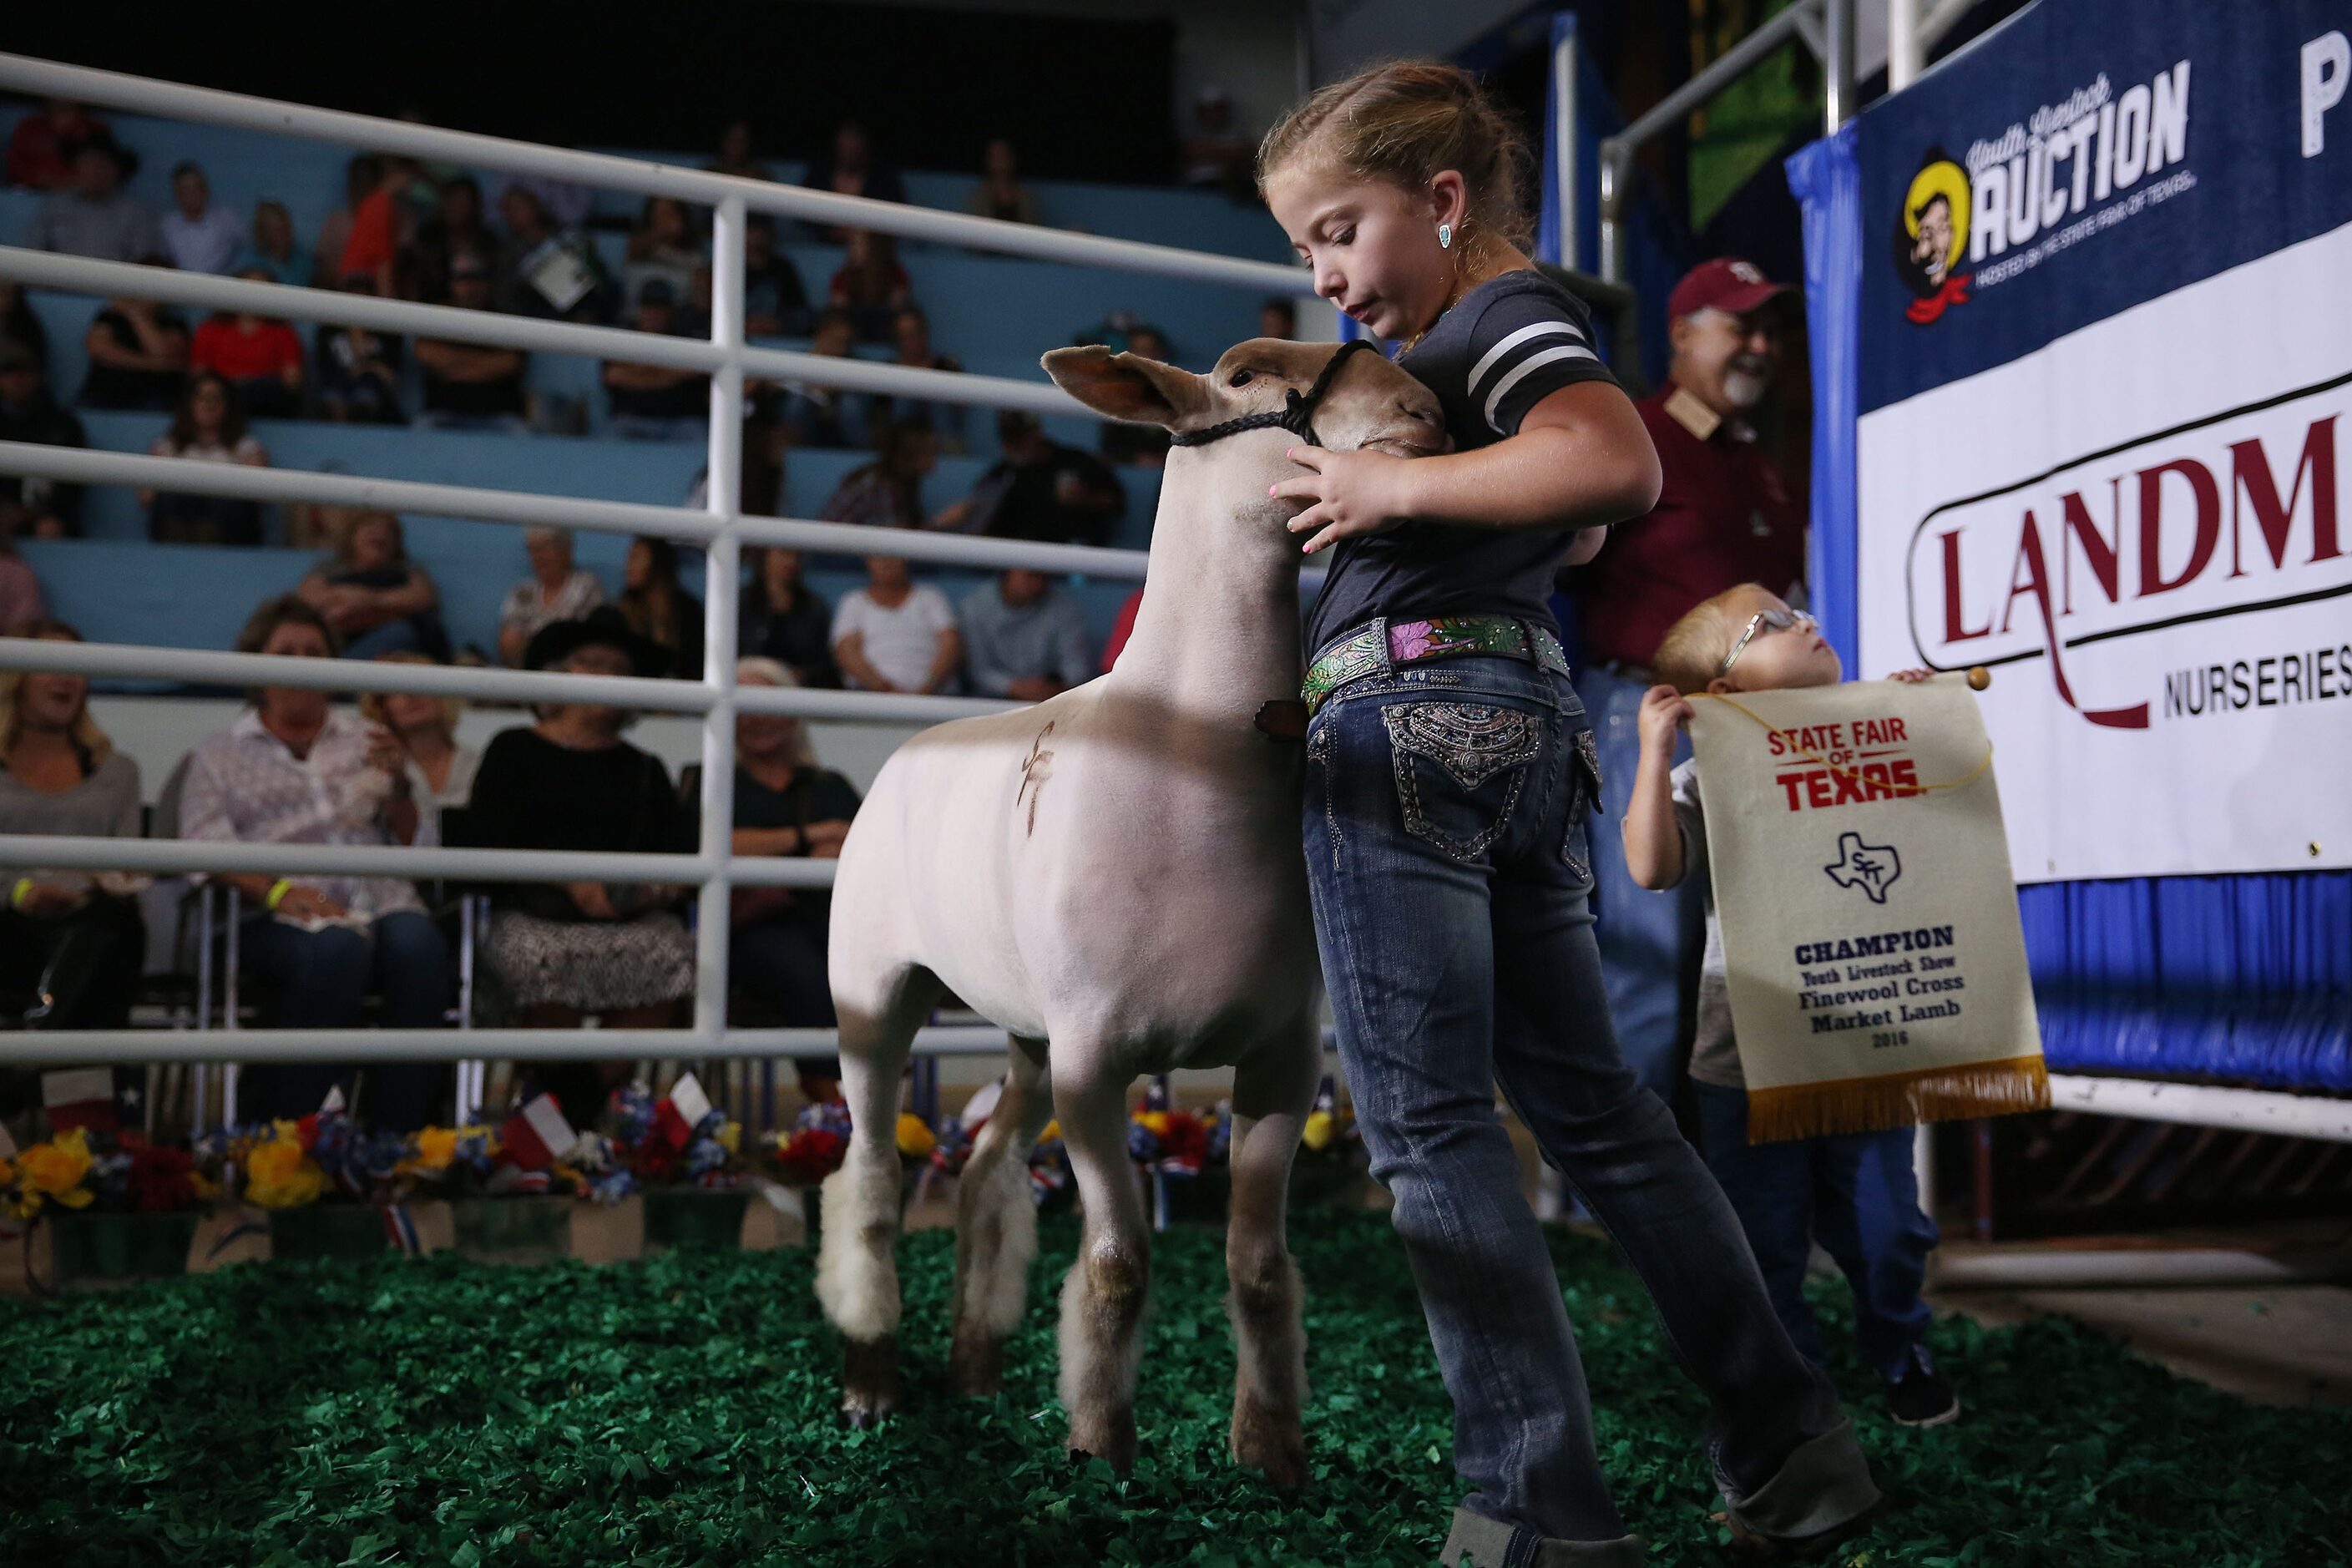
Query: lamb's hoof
[
  {"left": 947, "top": 1325, "right": 1005, "bottom": 1396},
  {"left": 1231, "top": 1393, "right": 1308, "bottom": 1488},
  {"left": 840, "top": 1333, "right": 900, "bottom": 1429},
  {"left": 1066, "top": 1413, "right": 1137, "bottom": 1473}
]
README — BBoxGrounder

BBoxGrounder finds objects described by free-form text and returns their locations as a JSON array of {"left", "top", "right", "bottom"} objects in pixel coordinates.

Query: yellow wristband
[
  {"left": 264, "top": 879, "right": 294, "bottom": 912},
  {"left": 8, "top": 878, "right": 31, "bottom": 911}
]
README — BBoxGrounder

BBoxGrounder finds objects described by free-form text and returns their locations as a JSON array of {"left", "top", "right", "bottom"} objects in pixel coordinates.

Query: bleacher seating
[{"left": 0, "top": 97, "right": 1260, "bottom": 677}]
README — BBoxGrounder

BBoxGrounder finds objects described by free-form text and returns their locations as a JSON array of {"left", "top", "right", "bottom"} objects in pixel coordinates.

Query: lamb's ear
[{"left": 1041, "top": 346, "right": 1206, "bottom": 429}]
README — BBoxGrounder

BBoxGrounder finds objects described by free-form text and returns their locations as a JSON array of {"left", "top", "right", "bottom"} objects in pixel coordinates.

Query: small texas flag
[
  {"left": 0, "top": 1121, "right": 17, "bottom": 1160},
  {"left": 654, "top": 1072, "right": 713, "bottom": 1151},
  {"left": 43, "top": 1068, "right": 119, "bottom": 1135},
  {"left": 499, "top": 1093, "right": 578, "bottom": 1171}
]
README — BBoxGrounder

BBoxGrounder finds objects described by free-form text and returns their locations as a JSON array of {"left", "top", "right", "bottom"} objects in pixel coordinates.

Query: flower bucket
[
  {"left": 450, "top": 1196, "right": 573, "bottom": 1266},
  {"left": 48, "top": 1211, "right": 200, "bottom": 1286},
  {"left": 643, "top": 1187, "right": 750, "bottom": 1252},
  {"left": 268, "top": 1204, "right": 392, "bottom": 1261}
]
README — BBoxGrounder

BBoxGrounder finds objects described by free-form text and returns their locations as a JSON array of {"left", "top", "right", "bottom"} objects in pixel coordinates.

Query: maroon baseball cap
[{"left": 1667, "top": 257, "right": 1789, "bottom": 322}]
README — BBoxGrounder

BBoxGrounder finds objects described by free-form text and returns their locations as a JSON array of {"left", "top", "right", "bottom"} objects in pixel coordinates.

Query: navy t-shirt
[{"left": 1302, "top": 270, "right": 1619, "bottom": 655}]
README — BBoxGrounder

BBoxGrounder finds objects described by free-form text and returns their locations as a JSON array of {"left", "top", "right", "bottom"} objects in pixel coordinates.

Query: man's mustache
[{"left": 1729, "top": 354, "right": 1774, "bottom": 377}]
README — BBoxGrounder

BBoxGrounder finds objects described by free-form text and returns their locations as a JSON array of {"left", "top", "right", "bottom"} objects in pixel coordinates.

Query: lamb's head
[{"left": 1043, "top": 336, "right": 1449, "bottom": 485}]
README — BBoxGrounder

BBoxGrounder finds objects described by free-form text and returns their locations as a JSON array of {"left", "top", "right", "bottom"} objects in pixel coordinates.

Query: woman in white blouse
[{"left": 360, "top": 650, "right": 480, "bottom": 847}]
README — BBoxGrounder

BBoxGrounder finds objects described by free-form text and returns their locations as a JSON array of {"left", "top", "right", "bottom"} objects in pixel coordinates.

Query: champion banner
[
  {"left": 1687, "top": 677, "right": 2046, "bottom": 1141},
  {"left": 1838, "top": 0, "right": 2352, "bottom": 882}
]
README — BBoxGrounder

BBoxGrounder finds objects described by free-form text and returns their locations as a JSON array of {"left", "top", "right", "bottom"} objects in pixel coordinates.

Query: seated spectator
[
  {"left": 0, "top": 618, "right": 147, "bottom": 1032},
  {"left": 29, "top": 134, "right": 160, "bottom": 263},
  {"left": 832, "top": 554, "right": 959, "bottom": 695},
  {"left": 78, "top": 270, "right": 191, "bottom": 412},
  {"left": 180, "top": 595, "right": 449, "bottom": 1128},
  {"left": 618, "top": 535, "right": 705, "bottom": 680},
  {"left": 959, "top": 569, "right": 1094, "bottom": 701},
  {"left": 1100, "top": 586, "right": 1143, "bottom": 673},
  {"left": 298, "top": 510, "right": 448, "bottom": 661},
  {"left": 338, "top": 156, "right": 420, "bottom": 296},
  {"left": 227, "top": 200, "right": 315, "bottom": 290},
  {"left": 776, "top": 307, "right": 869, "bottom": 449},
  {"left": 161, "top": 162, "right": 245, "bottom": 276},
  {"left": 704, "top": 657, "right": 858, "bottom": 1099},
  {"left": 802, "top": 119, "right": 908, "bottom": 243},
  {"left": 493, "top": 175, "right": 594, "bottom": 234},
  {"left": 416, "top": 255, "right": 529, "bottom": 430},
  {"left": 603, "top": 281, "right": 710, "bottom": 440},
  {"left": 5, "top": 99, "right": 109, "bottom": 192},
  {"left": 496, "top": 185, "right": 611, "bottom": 323},
  {"left": 314, "top": 275, "right": 405, "bottom": 424},
  {"left": 190, "top": 268, "right": 306, "bottom": 418},
  {"left": 623, "top": 197, "right": 709, "bottom": 311},
  {"left": 828, "top": 229, "right": 912, "bottom": 342},
  {"left": 1099, "top": 323, "right": 1174, "bottom": 468},
  {"left": 0, "top": 516, "right": 45, "bottom": 630},
  {"left": 498, "top": 526, "right": 604, "bottom": 667},
  {"left": 878, "top": 306, "right": 966, "bottom": 450},
  {"left": 0, "top": 280, "right": 48, "bottom": 372},
  {"left": 737, "top": 546, "right": 835, "bottom": 687},
  {"left": 468, "top": 609, "right": 695, "bottom": 1126},
  {"left": 0, "top": 342, "right": 88, "bottom": 539},
  {"left": 741, "top": 215, "right": 813, "bottom": 337},
  {"left": 358, "top": 651, "right": 479, "bottom": 847},
  {"left": 404, "top": 175, "right": 493, "bottom": 303},
  {"left": 709, "top": 118, "right": 773, "bottom": 183},
  {"left": 312, "top": 155, "right": 382, "bottom": 286},
  {"left": 938, "top": 410, "right": 1125, "bottom": 546},
  {"left": 965, "top": 136, "right": 1040, "bottom": 225},
  {"left": 1177, "top": 86, "right": 1254, "bottom": 198},
  {"left": 142, "top": 374, "right": 268, "bottom": 545},
  {"left": 1259, "top": 296, "right": 1298, "bottom": 341},
  {"left": 820, "top": 421, "right": 938, "bottom": 530}
]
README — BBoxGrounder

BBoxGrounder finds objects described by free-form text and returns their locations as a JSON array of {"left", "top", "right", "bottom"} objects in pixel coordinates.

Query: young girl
[{"left": 1259, "top": 63, "right": 1880, "bottom": 1564}]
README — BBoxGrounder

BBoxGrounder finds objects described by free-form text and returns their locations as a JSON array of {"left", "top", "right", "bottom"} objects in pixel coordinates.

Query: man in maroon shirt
[{"left": 1576, "top": 256, "right": 1805, "bottom": 1100}]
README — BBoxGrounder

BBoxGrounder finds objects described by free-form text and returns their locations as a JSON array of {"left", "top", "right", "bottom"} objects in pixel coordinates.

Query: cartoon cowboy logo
[{"left": 1891, "top": 148, "right": 1972, "bottom": 326}]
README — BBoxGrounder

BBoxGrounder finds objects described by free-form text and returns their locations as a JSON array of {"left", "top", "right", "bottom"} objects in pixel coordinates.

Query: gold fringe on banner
[{"left": 1745, "top": 1055, "right": 2050, "bottom": 1145}]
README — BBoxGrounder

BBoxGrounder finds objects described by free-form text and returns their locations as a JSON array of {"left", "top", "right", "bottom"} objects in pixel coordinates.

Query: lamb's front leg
[
  {"left": 1225, "top": 1031, "right": 1318, "bottom": 1487},
  {"left": 1054, "top": 1069, "right": 1151, "bottom": 1470}
]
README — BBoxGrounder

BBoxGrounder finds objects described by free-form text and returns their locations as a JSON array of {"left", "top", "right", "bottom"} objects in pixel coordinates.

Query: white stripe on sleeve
[
  {"left": 1482, "top": 344, "right": 1601, "bottom": 431},
  {"left": 1466, "top": 320, "right": 1592, "bottom": 399}
]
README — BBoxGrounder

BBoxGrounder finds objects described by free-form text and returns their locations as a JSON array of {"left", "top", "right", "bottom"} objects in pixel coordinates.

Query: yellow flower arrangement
[
  {"left": 896, "top": 1112, "right": 938, "bottom": 1160},
  {"left": 413, "top": 1126, "right": 459, "bottom": 1171},
  {"left": 19, "top": 1127, "right": 96, "bottom": 1212},
  {"left": 245, "top": 1133, "right": 325, "bottom": 1209}
]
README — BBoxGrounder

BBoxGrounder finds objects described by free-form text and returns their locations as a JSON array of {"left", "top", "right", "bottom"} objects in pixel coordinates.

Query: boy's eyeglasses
[{"left": 1720, "top": 607, "right": 1819, "bottom": 675}]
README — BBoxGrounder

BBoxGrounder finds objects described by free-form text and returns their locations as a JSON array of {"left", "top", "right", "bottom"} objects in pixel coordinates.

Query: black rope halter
[{"left": 1168, "top": 338, "right": 1378, "bottom": 449}]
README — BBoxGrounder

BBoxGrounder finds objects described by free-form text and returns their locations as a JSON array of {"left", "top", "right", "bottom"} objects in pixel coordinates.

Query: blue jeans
[
  {"left": 1693, "top": 1082, "right": 1940, "bottom": 1384},
  {"left": 1579, "top": 662, "right": 1703, "bottom": 1097},
  {"left": 1302, "top": 650, "right": 1860, "bottom": 1547},
  {"left": 240, "top": 909, "right": 450, "bottom": 1131}
]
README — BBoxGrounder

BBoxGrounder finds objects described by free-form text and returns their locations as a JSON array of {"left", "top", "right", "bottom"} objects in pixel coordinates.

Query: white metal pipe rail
[
  {"left": 0, "top": 53, "right": 1313, "bottom": 298},
  {"left": 13, "top": 1028, "right": 1019, "bottom": 1064}
]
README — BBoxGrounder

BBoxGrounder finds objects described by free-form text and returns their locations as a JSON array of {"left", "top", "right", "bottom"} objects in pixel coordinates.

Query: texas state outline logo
[{"left": 1891, "top": 147, "right": 1972, "bottom": 326}]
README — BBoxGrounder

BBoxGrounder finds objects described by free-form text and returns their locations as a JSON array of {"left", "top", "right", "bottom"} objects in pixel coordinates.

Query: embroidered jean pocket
[
  {"left": 1383, "top": 701, "right": 1540, "bottom": 861},
  {"left": 1563, "top": 725, "right": 1605, "bottom": 881}
]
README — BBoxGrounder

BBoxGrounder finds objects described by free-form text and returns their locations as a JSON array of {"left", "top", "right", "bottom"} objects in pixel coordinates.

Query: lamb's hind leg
[
  {"left": 1225, "top": 1021, "right": 1319, "bottom": 1487},
  {"left": 948, "top": 1038, "right": 1054, "bottom": 1395},
  {"left": 816, "top": 967, "right": 936, "bottom": 1428},
  {"left": 1054, "top": 1065, "right": 1151, "bottom": 1470}
]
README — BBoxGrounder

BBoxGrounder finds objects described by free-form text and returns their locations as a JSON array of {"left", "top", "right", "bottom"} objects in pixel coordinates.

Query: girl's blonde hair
[
  {"left": 1654, "top": 584, "right": 1768, "bottom": 695},
  {"left": 1257, "top": 60, "right": 1533, "bottom": 264},
  {"left": 0, "top": 620, "right": 114, "bottom": 764},
  {"left": 736, "top": 656, "right": 817, "bottom": 766},
  {"left": 357, "top": 650, "right": 463, "bottom": 736}
]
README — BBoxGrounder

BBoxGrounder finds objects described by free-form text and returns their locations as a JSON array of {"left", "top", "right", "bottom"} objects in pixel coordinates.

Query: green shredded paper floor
[{"left": 2, "top": 1213, "right": 2344, "bottom": 1566}]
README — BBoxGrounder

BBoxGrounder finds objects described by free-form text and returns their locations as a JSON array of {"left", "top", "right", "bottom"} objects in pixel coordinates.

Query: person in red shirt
[
  {"left": 190, "top": 269, "right": 306, "bottom": 417},
  {"left": 4, "top": 100, "right": 107, "bottom": 191},
  {"left": 1574, "top": 255, "right": 1803, "bottom": 1100}
]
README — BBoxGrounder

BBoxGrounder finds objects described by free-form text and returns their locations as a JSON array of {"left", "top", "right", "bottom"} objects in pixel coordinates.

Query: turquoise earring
[{"left": 1437, "top": 222, "right": 1454, "bottom": 249}]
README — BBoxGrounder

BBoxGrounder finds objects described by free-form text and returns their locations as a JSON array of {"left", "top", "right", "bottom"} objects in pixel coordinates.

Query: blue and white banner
[{"left": 1831, "top": 0, "right": 2352, "bottom": 882}]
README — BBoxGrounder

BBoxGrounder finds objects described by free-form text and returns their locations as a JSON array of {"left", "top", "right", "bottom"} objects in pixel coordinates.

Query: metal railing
[{"left": 0, "top": 53, "right": 1319, "bottom": 1080}]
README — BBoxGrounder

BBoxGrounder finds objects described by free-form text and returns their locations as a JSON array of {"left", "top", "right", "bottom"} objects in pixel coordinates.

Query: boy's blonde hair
[
  {"left": 1257, "top": 61, "right": 1532, "bottom": 265},
  {"left": 1654, "top": 584, "right": 1769, "bottom": 695}
]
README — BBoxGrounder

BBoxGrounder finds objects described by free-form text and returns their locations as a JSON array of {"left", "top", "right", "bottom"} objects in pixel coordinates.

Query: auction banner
[
  {"left": 1842, "top": 0, "right": 2352, "bottom": 881},
  {"left": 1687, "top": 677, "right": 2046, "bottom": 1142}
]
